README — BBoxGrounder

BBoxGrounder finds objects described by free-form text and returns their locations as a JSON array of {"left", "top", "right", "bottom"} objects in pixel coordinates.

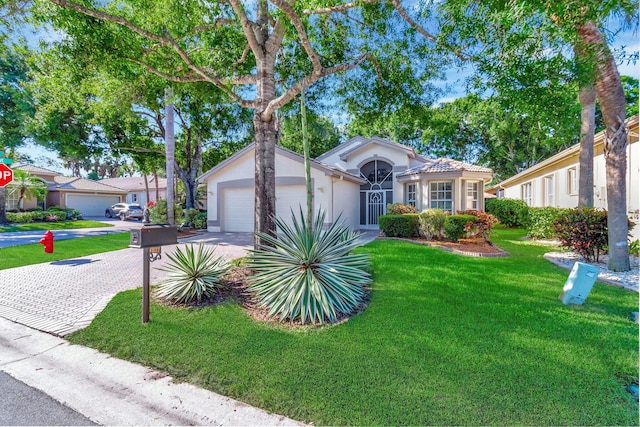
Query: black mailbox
[{"left": 129, "top": 224, "right": 178, "bottom": 248}]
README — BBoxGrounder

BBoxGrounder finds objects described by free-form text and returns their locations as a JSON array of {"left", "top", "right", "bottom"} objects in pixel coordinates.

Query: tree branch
[
  {"left": 228, "top": 0, "right": 263, "bottom": 62},
  {"left": 270, "top": 0, "right": 322, "bottom": 73},
  {"left": 264, "top": 53, "right": 374, "bottom": 119},
  {"left": 302, "top": 0, "right": 380, "bottom": 15}
]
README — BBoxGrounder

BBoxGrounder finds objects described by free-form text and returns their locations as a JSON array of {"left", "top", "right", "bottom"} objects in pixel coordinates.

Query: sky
[{"left": 10, "top": 12, "right": 640, "bottom": 176}]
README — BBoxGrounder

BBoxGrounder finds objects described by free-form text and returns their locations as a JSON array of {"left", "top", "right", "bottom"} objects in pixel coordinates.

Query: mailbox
[
  {"left": 129, "top": 224, "right": 178, "bottom": 248},
  {"left": 559, "top": 261, "right": 600, "bottom": 305}
]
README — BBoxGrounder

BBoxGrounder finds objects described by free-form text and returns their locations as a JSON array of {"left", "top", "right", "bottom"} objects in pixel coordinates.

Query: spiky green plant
[
  {"left": 247, "top": 209, "right": 371, "bottom": 325},
  {"left": 155, "top": 244, "right": 229, "bottom": 304}
]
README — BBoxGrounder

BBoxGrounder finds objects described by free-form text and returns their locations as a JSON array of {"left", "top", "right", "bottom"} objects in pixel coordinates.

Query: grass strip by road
[
  {"left": 0, "top": 220, "right": 113, "bottom": 233},
  {"left": 68, "top": 228, "right": 639, "bottom": 426},
  {"left": 0, "top": 233, "right": 130, "bottom": 270}
]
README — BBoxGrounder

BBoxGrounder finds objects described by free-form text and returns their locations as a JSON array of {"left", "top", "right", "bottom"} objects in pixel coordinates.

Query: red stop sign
[{"left": 0, "top": 164, "right": 13, "bottom": 187}]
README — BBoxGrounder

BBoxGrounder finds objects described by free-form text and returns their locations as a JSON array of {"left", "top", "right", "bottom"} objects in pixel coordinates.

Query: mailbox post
[{"left": 129, "top": 224, "right": 178, "bottom": 323}]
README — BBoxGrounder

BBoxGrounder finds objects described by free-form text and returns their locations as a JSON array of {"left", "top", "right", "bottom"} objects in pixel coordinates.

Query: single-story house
[
  {"left": 7, "top": 164, "right": 127, "bottom": 217},
  {"left": 99, "top": 176, "right": 167, "bottom": 207},
  {"left": 487, "top": 114, "right": 639, "bottom": 240},
  {"left": 200, "top": 136, "right": 494, "bottom": 232}
]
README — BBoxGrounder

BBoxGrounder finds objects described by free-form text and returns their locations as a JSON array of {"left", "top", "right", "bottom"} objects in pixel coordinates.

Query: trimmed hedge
[
  {"left": 379, "top": 214, "right": 419, "bottom": 238},
  {"left": 526, "top": 207, "right": 569, "bottom": 239},
  {"left": 418, "top": 208, "right": 447, "bottom": 240},
  {"left": 444, "top": 214, "right": 477, "bottom": 242},
  {"left": 485, "top": 198, "right": 529, "bottom": 227}
]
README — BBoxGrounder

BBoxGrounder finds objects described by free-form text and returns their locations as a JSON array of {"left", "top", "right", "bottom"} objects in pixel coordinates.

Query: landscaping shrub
[
  {"left": 155, "top": 244, "right": 229, "bottom": 304},
  {"left": 149, "top": 199, "right": 184, "bottom": 224},
  {"left": 444, "top": 214, "right": 477, "bottom": 242},
  {"left": 193, "top": 212, "right": 207, "bottom": 229},
  {"left": 526, "top": 207, "right": 569, "bottom": 239},
  {"left": 183, "top": 208, "right": 200, "bottom": 227},
  {"left": 629, "top": 240, "right": 640, "bottom": 256},
  {"left": 460, "top": 210, "right": 498, "bottom": 241},
  {"left": 418, "top": 208, "right": 447, "bottom": 240},
  {"left": 485, "top": 198, "right": 529, "bottom": 227},
  {"left": 6, "top": 211, "right": 36, "bottom": 223},
  {"left": 553, "top": 208, "right": 608, "bottom": 262},
  {"left": 386, "top": 203, "right": 416, "bottom": 214},
  {"left": 248, "top": 209, "right": 370, "bottom": 325},
  {"left": 379, "top": 214, "right": 419, "bottom": 238}
]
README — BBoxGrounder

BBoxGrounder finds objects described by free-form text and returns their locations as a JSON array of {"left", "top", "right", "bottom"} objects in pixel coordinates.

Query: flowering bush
[
  {"left": 553, "top": 208, "right": 608, "bottom": 262},
  {"left": 460, "top": 210, "right": 498, "bottom": 241},
  {"left": 386, "top": 203, "right": 416, "bottom": 215}
]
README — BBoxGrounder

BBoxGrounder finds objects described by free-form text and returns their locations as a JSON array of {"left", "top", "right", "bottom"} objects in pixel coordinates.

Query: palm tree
[{"left": 9, "top": 169, "right": 48, "bottom": 210}]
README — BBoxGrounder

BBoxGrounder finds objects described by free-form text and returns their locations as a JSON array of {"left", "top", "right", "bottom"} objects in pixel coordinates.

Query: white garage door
[
  {"left": 66, "top": 194, "right": 121, "bottom": 217},
  {"left": 221, "top": 185, "right": 307, "bottom": 232}
]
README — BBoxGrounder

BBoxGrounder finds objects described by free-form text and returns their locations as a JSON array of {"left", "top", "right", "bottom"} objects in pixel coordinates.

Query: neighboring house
[
  {"left": 8, "top": 164, "right": 127, "bottom": 217},
  {"left": 200, "top": 136, "right": 494, "bottom": 232},
  {"left": 99, "top": 176, "right": 167, "bottom": 207},
  {"left": 487, "top": 114, "right": 639, "bottom": 240}
]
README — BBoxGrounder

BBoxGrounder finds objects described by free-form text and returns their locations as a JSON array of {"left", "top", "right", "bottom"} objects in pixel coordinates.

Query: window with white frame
[
  {"left": 5, "top": 189, "right": 19, "bottom": 210},
  {"left": 405, "top": 183, "right": 417, "bottom": 207},
  {"left": 430, "top": 181, "right": 453, "bottom": 213},
  {"left": 466, "top": 181, "right": 479, "bottom": 210},
  {"left": 521, "top": 182, "right": 533, "bottom": 206},
  {"left": 567, "top": 167, "right": 578, "bottom": 195},
  {"left": 544, "top": 175, "right": 554, "bottom": 206}
]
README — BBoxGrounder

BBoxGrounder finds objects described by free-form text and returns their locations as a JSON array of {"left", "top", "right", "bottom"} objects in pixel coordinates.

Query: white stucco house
[
  {"left": 200, "top": 136, "right": 494, "bottom": 232},
  {"left": 487, "top": 114, "right": 639, "bottom": 240},
  {"left": 99, "top": 176, "right": 167, "bottom": 207}
]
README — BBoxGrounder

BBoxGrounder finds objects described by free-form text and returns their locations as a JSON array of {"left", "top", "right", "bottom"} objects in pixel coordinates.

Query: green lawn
[
  {"left": 67, "top": 228, "right": 639, "bottom": 425},
  {"left": 0, "top": 220, "right": 113, "bottom": 233},
  {"left": 0, "top": 233, "right": 130, "bottom": 269}
]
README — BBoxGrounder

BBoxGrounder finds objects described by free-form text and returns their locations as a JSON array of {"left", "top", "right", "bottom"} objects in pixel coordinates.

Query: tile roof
[
  {"left": 13, "top": 164, "right": 61, "bottom": 176},
  {"left": 398, "top": 158, "right": 493, "bottom": 176},
  {"left": 99, "top": 176, "right": 167, "bottom": 191},
  {"left": 52, "top": 176, "right": 127, "bottom": 193}
]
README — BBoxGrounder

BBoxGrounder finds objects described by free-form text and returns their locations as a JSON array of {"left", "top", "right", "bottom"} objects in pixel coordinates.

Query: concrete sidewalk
[{"left": 0, "top": 317, "right": 301, "bottom": 426}]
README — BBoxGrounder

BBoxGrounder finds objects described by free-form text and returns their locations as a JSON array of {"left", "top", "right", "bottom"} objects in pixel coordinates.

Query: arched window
[{"left": 359, "top": 160, "right": 393, "bottom": 227}]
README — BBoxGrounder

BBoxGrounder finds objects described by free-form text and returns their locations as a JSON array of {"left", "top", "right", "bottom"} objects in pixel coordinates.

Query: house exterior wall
[
  {"left": 205, "top": 148, "right": 361, "bottom": 232},
  {"left": 496, "top": 119, "right": 639, "bottom": 240}
]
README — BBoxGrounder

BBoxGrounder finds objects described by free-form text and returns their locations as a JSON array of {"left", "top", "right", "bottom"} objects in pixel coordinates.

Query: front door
[{"left": 366, "top": 190, "right": 385, "bottom": 227}]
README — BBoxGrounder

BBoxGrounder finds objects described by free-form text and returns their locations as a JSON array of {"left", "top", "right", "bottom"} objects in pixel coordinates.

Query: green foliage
[
  {"left": 193, "top": 212, "right": 207, "bottom": 229},
  {"left": 155, "top": 244, "right": 230, "bottom": 304},
  {"left": 460, "top": 210, "right": 498, "bottom": 241},
  {"left": 278, "top": 109, "right": 341, "bottom": 158},
  {"left": 629, "top": 240, "right": 639, "bottom": 256},
  {"left": 526, "top": 207, "right": 569, "bottom": 239},
  {"left": 149, "top": 199, "right": 183, "bottom": 224},
  {"left": 386, "top": 203, "right": 416, "bottom": 214},
  {"left": 444, "top": 214, "right": 477, "bottom": 242},
  {"left": 379, "top": 214, "right": 419, "bottom": 238},
  {"left": 485, "top": 198, "right": 529, "bottom": 227},
  {"left": 418, "top": 208, "right": 447, "bottom": 240},
  {"left": 248, "top": 209, "right": 371, "bottom": 325},
  {"left": 7, "top": 208, "right": 83, "bottom": 223},
  {"left": 183, "top": 208, "right": 199, "bottom": 227},
  {"left": 553, "top": 208, "right": 609, "bottom": 262}
]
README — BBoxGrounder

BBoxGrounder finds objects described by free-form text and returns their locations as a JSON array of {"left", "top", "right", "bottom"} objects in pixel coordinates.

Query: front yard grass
[
  {"left": 0, "top": 233, "right": 130, "bottom": 270},
  {"left": 67, "top": 228, "right": 639, "bottom": 425},
  {"left": 0, "top": 220, "right": 113, "bottom": 232}
]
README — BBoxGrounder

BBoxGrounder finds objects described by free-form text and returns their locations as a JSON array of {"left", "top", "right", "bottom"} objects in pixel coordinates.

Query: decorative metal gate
[{"left": 366, "top": 190, "right": 385, "bottom": 226}]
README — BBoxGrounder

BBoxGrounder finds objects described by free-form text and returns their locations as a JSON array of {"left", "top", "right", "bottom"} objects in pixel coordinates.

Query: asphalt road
[{"left": 0, "top": 370, "right": 95, "bottom": 426}]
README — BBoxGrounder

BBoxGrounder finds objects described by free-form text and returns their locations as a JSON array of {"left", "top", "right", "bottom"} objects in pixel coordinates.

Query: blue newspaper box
[{"left": 559, "top": 261, "right": 600, "bottom": 305}]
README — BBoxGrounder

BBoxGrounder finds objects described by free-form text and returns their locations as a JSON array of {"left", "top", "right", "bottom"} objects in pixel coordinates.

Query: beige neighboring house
[
  {"left": 99, "top": 176, "right": 167, "bottom": 207},
  {"left": 8, "top": 164, "right": 127, "bottom": 216},
  {"left": 487, "top": 114, "right": 639, "bottom": 240},
  {"left": 200, "top": 137, "right": 493, "bottom": 232}
]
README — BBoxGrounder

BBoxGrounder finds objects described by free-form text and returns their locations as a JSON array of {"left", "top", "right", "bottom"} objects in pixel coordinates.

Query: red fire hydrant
[{"left": 39, "top": 230, "right": 54, "bottom": 253}]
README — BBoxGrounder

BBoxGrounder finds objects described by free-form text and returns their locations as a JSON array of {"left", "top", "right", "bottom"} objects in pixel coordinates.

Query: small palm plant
[
  {"left": 247, "top": 209, "right": 371, "bottom": 325},
  {"left": 155, "top": 244, "right": 229, "bottom": 304}
]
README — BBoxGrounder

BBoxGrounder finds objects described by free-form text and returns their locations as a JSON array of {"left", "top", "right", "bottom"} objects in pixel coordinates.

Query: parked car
[{"left": 105, "top": 203, "right": 144, "bottom": 221}]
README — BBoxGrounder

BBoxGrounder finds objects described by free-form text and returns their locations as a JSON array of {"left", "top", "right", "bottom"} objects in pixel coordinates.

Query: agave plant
[
  {"left": 247, "top": 208, "right": 371, "bottom": 325},
  {"left": 154, "top": 244, "right": 229, "bottom": 304}
]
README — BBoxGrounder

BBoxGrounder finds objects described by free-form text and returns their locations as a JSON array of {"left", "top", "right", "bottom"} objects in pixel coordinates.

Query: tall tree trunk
[
  {"left": 165, "top": 88, "right": 175, "bottom": 226},
  {"left": 577, "top": 22, "right": 629, "bottom": 272},
  {"left": 577, "top": 85, "right": 596, "bottom": 207},
  {"left": 0, "top": 187, "right": 7, "bottom": 225},
  {"left": 301, "top": 88, "right": 312, "bottom": 232},
  {"left": 143, "top": 174, "right": 149, "bottom": 206}
]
